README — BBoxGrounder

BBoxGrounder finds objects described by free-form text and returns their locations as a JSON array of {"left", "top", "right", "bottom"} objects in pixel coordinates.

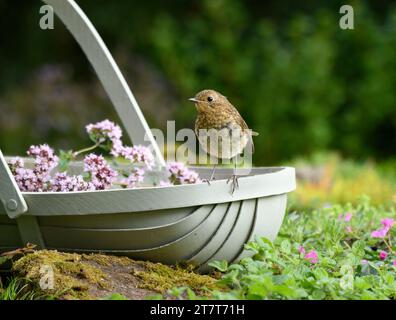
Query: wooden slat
[
  {"left": 38, "top": 206, "right": 198, "bottom": 229},
  {"left": 17, "top": 216, "right": 45, "bottom": 249},
  {"left": 188, "top": 201, "right": 240, "bottom": 266},
  {"left": 40, "top": 205, "right": 214, "bottom": 250},
  {"left": 21, "top": 167, "right": 296, "bottom": 216},
  {"left": 0, "top": 150, "right": 28, "bottom": 218},
  {"left": 46, "top": 203, "right": 230, "bottom": 264}
]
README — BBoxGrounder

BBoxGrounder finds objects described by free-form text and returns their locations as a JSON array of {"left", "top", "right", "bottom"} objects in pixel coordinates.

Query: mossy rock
[{"left": 10, "top": 250, "right": 222, "bottom": 300}]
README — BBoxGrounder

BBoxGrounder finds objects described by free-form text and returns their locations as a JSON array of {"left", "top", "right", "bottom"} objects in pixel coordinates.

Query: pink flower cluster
[
  {"left": 298, "top": 246, "right": 318, "bottom": 264},
  {"left": 117, "top": 145, "right": 155, "bottom": 170},
  {"left": 51, "top": 172, "right": 94, "bottom": 192},
  {"left": 27, "top": 144, "right": 59, "bottom": 175},
  {"left": 338, "top": 212, "right": 353, "bottom": 233},
  {"left": 86, "top": 119, "right": 123, "bottom": 154},
  {"left": 121, "top": 168, "right": 145, "bottom": 188},
  {"left": 371, "top": 218, "right": 394, "bottom": 239},
  {"left": 166, "top": 162, "right": 201, "bottom": 185},
  {"left": 9, "top": 145, "right": 59, "bottom": 192},
  {"left": 8, "top": 120, "right": 202, "bottom": 192},
  {"left": 86, "top": 120, "right": 156, "bottom": 178},
  {"left": 83, "top": 154, "right": 117, "bottom": 190}
]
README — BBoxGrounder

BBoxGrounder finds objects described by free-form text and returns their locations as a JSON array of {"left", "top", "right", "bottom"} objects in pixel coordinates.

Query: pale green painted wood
[
  {"left": 16, "top": 216, "right": 45, "bottom": 249},
  {"left": 19, "top": 167, "right": 295, "bottom": 216},
  {"left": 0, "top": 150, "right": 27, "bottom": 218},
  {"left": 38, "top": 207, "right": 198, "bottom": 229},
  {"left": 39, "top": 205, "right": 214, "bottom": 250},
  {"left": 232, "top": 194, "right": 287, "bottom": 263},
  {"left": 187, "top": 201, "right": 241, "bottom": 265},
  {"left": 0, "top": 166, "right": 294, "bottom": 268}
]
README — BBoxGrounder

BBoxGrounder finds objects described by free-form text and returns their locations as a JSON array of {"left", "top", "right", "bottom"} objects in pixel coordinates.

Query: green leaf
[
  {"left": 311, "top": 290, "right": 326, "bottom": 300},
  {"left": 354, "top": 277, "right": 371, "bottom": 290},
  {"left": 208, "top": 260, "right": 228, "bottom": 272},
  {"left": 58, "top": 150, "right": 74, "bottom": 172},
  {"left": 103, "top": 293, "right": 128, "bottom": 300},
  {"left": 280, "top": 239, "right": 291, "bottom": 254}
]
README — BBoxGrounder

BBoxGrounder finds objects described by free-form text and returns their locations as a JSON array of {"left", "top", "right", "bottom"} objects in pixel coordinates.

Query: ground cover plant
[{"left": 159, "top": 197, "right": 395, "bottom": 300}]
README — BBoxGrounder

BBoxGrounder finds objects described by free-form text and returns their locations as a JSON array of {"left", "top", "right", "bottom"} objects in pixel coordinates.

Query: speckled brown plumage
[{"left": 190, "top": 89, "right": 258, "bottom": 160}]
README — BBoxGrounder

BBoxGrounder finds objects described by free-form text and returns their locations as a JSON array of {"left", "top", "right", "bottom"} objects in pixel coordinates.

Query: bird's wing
[
  {"left": 223, "top": 102, "right": 258, "bottom": 154},
  {"left": 233, "top": 109, "right": 258, "bottom": 154}
]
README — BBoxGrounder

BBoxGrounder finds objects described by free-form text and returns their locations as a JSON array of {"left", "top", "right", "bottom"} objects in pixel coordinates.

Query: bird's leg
[
  {"left": 202, "top": 164, "right": 217, "bottom": 185},
  {"left": 226, "top": 158, "right": 240, "bottom": 194}
]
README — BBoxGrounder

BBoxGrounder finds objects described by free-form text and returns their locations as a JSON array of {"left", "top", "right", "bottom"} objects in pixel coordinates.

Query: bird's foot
[{"left": 226, "top": 174, "right": 240, "bottom": 194}]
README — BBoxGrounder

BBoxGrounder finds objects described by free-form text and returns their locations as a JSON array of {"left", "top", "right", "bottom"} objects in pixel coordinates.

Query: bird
[{"left": 189, "top": 89, "right": 258, "bottom": 193}]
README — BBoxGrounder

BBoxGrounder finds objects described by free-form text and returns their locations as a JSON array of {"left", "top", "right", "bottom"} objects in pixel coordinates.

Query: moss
[
  {"left": 131, "top": 261, "right": 224, "bottom": 296},
  {"left": 82, "top": 253, "right": 132, "bottom": 267},
  {"left": 12, "top": 250, "right": 109, "bottom": 299},
  {"left": 10, "top": 250, "right": 225, "bottom": 299}
]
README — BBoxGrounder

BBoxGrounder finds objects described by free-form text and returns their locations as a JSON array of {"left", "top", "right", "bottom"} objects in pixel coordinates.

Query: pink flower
[
  {"left": 361, "top": 259, "right": 368, "bottom": 265},
  {"left": 166, "top": 162, "right": 201, "bottom": 185},
  {"left": 371, "top": 229, "right": 388, "bottom": 238},
  {"left": 83, "top": 154, "right": 117, "bottom": 190},
  {"left": 371, "top": 218, "right": 394, "bottom": 239},
  {"left": 298, "top": 245, "right": 306, "bottom": 254},
  {"left": 13, "top": 167, "right": 48, "bottom": 192},
  {"left": 86, "top": 119, "right": 123, "bottom": 155},
  {"left": 338, "top": 212, "right": 352, "bottom": 222},
  {"left": 8, "top": 145, "right": 59, "bottom": 193},
  {"left": 393, "top": 261, "right": 396, "bottom": 266},
  {"left": 118, "top": 145, "right": 155, "bottom": 170},
  {"left": 304, "top": 250, "right": 318, "bottom": 264},
  {"left": 122, "top": 168, "right": 145, "bottom": 188},
  {"left": 381, "top": 218, "right": 395, "bottom": 229},
  {"left": 51, "top": 172, "right": 94, "bottom": 192},
  {"left": 345, "top": 226, "right": 352, "bottom": 233},
  {"left": 27, "top": 144, "right": 59, "bottom": 176},
  {"left": 379, "top": 251, "right": 388, "bottom": 261},
  {"left": 7, "top": 157, "right": 24, "bottom": 174}
]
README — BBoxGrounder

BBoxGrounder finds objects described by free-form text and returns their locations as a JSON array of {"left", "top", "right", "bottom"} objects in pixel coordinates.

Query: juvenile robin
[{"left": 189, "top": 89, "right": 258, "bottom": 193}]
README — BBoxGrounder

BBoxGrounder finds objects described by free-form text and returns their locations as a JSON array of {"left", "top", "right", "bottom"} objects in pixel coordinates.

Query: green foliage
[
  {"left": 147, "top": 0, "right": 396, "bottom": 163},
  {"left": 0, "top": 0, "right": 395, "bottom": 164},
  {"left": 0, "top": 277, "right": 47, "bottom": 300},
  {"left": 102, "top": 293, "right": 128, "bottom": 300}
]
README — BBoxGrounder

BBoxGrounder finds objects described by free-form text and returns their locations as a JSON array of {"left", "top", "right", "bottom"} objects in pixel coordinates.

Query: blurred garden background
[{"left": 0, "top": 0, "right": 395, "bottom": 208}]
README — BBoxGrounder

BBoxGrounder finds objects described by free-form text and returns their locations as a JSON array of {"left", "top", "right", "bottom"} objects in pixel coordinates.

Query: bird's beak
[{"left": 188, "top": 98, "right": 199, "bottom": 103}]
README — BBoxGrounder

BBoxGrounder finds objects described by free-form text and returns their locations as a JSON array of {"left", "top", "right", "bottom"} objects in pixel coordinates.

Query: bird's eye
[{"left": 207, "top": 96, "right": 213, "bottom": 102}]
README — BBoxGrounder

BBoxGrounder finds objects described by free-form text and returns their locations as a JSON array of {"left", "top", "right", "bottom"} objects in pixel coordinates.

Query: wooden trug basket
[{"left": 0, "top": 0, "right": 296, "bottom": 272}]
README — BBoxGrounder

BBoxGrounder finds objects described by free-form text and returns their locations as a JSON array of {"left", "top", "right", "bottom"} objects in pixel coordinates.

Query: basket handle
[
  {"left": 0, "top": 151, "right": 28, "bottom": 218},
  {"left": 42, "top": 0, "right": 166, "bottom": 166}
]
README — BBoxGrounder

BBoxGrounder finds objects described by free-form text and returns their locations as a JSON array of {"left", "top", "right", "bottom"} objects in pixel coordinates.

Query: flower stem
[
  {"left": 73, "top": 142, "right": 101, "bottom": 158},
  {"left": 384, "top": 237, "right": 394, "bottom": 254}
]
